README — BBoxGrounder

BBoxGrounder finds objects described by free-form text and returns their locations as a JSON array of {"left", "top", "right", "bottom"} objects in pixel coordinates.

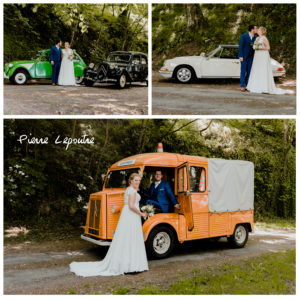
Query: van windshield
[{"left": 105, "top": 168, "right": 141, "bottom": 188}]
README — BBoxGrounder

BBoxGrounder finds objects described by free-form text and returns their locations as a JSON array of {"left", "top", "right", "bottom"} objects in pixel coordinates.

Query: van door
[{"left": 176, "top": 162, "right": 194, "bottom": 231}]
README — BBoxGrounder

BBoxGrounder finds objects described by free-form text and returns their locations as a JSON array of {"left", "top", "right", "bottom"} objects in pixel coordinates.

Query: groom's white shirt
[
  {"left": 154, "top": 180, "right": 161, "bottom": 189},
  {"left": 249, "top": 32, "right": 254, "bottom": 40}
]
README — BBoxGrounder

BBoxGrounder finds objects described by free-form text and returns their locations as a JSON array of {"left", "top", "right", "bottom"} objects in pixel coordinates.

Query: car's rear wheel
[
  {"left": 146, "top": 225, "right": 176, "bottom": 259},
  {"left": 117, "top": 74, "right": 127, "bottom": 89},
  {"left": 13, "top": 70, "right": 28, "bottom": 85},
  {"left": 75, "top": 76, "right": 84, "bottom": 84},
  {"left": 84, "top": 79, "right": 94, "bottom": 87},
  {"left": 175, "top": 66, "right": 195, "bottom": 83},
  {"left": 228, "top": 224, "right": 249, "bottom": 248}
]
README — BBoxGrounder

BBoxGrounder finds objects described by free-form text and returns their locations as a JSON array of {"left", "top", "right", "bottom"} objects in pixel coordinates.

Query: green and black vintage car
[
  {"left": 4, "top": 49, "right": 86, "bottom": 85},
  {"left": 84, "top": 51, "right": 148, "bottom": 89}
]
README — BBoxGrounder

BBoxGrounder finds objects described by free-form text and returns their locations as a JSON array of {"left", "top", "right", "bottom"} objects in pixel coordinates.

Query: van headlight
[{"left": 8, "top": 63, "right": 13, "bottom": 68}]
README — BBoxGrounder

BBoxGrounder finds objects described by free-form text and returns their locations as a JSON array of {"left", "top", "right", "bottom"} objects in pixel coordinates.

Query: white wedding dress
[
  {"left": 247, "top": 36, "right": 293, "bottom": 95},
  {"left": 70, "top": 186, "right": 149, "bottom": 277},
  {"left": 58, "top": 48, "right": 77, "bottom": 86}
]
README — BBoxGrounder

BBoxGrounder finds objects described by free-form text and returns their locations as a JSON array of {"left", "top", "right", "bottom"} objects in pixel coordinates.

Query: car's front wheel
[
  {"left": 146, "top": 225, "right": 176, "bottom": 259},
  {"left": 175, "top": 66, "right": 195, "bottom": 83},
  {"left": 75, "top": 76, "right": 84, "bottom": 84},
  {"left": 117, "top": 74, "right": 127, "bottom": 89},
  {"left": 13, "top": 70, "right": 28, "bottom": 85}
]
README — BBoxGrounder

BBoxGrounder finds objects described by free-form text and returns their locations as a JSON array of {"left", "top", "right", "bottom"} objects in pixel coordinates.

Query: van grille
[{"left": 88, "top": 199, "right": 101, "bottom": 231}]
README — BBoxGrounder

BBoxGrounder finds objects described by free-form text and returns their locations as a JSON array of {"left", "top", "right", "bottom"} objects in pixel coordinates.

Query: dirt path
[
  {"left": 4, "top": 228, "right": 295, "bottom": 294},
  {"left": 152, "top": 72, "right": 296, "bottom": 115},
  {"left": 4, "top": 80, "right": 148, "bottom": 115}
]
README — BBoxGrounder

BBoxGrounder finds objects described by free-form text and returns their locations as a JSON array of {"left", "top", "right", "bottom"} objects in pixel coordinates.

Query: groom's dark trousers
[
  {"left": 50, "top": 45, "right": 61, "bottom": 84},
  {"left": 238, "top": 32, "right": 256, "bottom": 88},
  {"left": 240, "top": 58, "right": 253, "bottom": 88}
]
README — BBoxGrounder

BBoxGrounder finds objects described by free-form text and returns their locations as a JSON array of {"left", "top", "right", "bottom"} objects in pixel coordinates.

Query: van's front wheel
[
  {"left": 146, "top": 226, "right": 175, "bottom": 259},
  {"left": 228, "top": 224, "right": 248, "bottom": 248}
]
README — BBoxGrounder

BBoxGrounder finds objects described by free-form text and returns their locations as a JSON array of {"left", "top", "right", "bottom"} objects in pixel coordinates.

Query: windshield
[
  {"left": 105, "top": 168, "right": 141, "bottom": 188},
  {"left": 107, "top": 53, "right": 131, "bottom": 63}
]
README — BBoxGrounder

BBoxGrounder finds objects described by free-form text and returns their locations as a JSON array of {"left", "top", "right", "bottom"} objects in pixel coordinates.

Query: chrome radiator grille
[{"left": 88, "top": 198, "right": 101, "bottom": 231}]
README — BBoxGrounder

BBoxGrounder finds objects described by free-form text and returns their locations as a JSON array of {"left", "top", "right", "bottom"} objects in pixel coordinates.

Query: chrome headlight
[
  {"left": 89, "top": 63, "right": 95, "bottom": 69},
  {"left": 8, "top": 63, "right": 13, "bottom": 68}
]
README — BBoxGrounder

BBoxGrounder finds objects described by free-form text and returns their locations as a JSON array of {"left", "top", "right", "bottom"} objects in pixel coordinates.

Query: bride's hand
[{"left": 141, "top": 212, "right": 148, "bottom": 219}]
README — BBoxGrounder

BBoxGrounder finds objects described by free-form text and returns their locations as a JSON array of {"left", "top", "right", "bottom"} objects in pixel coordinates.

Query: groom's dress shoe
[
  {"left": 240, "top": 87, "right": 246, "bottom": 92},
  {"left": 52, "top": 83, "right": 55, "bottom": 86}
]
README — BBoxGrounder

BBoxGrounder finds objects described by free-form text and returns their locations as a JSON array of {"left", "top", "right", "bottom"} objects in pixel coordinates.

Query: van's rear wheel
[
  {"left": 228, "top": 224, "right": 248, "bottom": 248},
  {"left": 146, "top": 226, "right": 175, "bottom": 259}
]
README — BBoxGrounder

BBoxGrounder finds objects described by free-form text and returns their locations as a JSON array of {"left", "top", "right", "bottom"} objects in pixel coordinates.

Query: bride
[
  {"left": 70, "top": 173, "right": 149, "bottom": 276},
  {"left": 247, "top": 27, "right": 293, "bottom": 95},
  {"left": 58, "top": 42, "right": 77, "bottom": 86}
]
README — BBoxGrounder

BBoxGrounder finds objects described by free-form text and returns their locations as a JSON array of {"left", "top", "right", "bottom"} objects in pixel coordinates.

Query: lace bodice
[
  {"left": 124, "top": 186, "right": 140, "bottom": 206},
  {"left": 62, "top": 48, "right": 73, "bottom": 58},
  {"left": 254, "top": 36, "right": 267, "bottom": 50}
]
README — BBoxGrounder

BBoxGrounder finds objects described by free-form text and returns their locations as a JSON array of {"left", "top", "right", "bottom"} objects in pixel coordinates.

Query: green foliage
[
  {"left": 137, "top": 250, "right": 295, "bottom": 294},
  {"left": 4, "top": 119, "right": 295, "bottom": 226},
  {"left": 112, "top": 287, "right": 130, "bottom": 295},
  {"left": 152, "top": 4, "right": 296, "bottom": 74},
  {"left": 4, "top": 3, "right": 148, "bottom": 64}
]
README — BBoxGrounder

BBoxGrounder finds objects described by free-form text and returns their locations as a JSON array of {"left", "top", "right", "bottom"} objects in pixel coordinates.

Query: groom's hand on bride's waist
[{"left": 239, "top": 57, "right": 243, "bottom": 62}]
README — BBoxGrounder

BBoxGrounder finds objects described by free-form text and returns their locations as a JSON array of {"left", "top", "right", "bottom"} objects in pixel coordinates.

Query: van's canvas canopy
[{"left": 208, "top": 159, "right": 254, "bottom": 213}]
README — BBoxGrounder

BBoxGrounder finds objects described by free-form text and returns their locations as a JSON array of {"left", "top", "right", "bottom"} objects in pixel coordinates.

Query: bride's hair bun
[{"left": 128, "top": 173, "right": 141, "bottom": 185}]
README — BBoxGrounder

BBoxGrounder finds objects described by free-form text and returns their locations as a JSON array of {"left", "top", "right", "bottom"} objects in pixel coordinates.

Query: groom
[
  {"left": 146, "top": 170, "right": 180, "bottom": 213},
  {"left": 50, "top": 40, "right": 62, "bottom": 86},
  {"left": 238, "top": 25, "right": 257, "bottom": 91}
]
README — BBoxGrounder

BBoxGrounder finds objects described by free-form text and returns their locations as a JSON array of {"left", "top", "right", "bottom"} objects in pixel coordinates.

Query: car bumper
[
  {"left": 4, "top": 72, "right": 9, "bottom": 79},
  {"left": 81, "top": 234, "right": 111, "bottom": 246},
  {"left": 159, "top": 70, "right": 173, "bottom": 79}
]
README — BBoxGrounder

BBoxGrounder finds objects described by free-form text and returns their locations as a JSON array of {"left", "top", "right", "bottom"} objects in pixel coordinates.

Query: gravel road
[
  {"left": 4, "top": 80, "right": 148, "bottom": 115},
  {"left": 152, "top": 72, "right": 296, "bottom": 115},
  {"left": 4, "top": 228, "right": 295, "bottom": 294}
]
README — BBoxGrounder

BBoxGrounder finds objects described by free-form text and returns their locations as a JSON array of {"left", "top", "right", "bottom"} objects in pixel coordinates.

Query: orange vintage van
[{"left": 81, "top": 145, "right": 254, "bottom": 258}]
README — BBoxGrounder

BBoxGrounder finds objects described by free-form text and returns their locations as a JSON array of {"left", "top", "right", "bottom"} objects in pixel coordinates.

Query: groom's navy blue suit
[
  {"left": 50, "top": 45, "right": 62, "bottom": 84},
  {"left": 146, "top": 181, "right": 178, "bottom": 213},
  {"left": 238, "top": 32, "right": 256, "bottom": 88}
]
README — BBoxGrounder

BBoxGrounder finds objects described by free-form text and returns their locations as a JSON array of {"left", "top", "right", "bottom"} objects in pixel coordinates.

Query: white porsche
[{"left": 159, "top": 45, "right": 286, "bottom": 83}]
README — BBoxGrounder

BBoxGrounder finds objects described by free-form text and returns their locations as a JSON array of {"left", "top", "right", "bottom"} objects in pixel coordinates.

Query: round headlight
[
  {"left": 89, "top": 63, "right": 95, "bottom": 69},
  {"left": 8, "top": 63, "right": 13, "bottom": 68}
]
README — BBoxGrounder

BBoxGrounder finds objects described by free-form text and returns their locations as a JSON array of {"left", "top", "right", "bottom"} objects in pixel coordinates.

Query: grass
[
  {"left": 4, "top": 219, "right": 83, "bottom": 244},
  {"left": 111, "top": 250, "right": 295, "bottom": 295},
  {"left": 255, "top": 216, "right": 295, "bottom": 229}
]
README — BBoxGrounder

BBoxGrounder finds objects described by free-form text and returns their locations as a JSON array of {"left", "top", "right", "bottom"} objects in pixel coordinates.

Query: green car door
[
  {"left": 35, "top": 49, "right": 52, "bottom": 78},
  {"left": 35, "top": 49, "right": 85, "bottom": 81}
]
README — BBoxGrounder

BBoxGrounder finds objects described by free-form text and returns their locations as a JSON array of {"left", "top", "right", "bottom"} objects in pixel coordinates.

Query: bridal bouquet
[
  {"left": 253, "top": 40, "right": 264, "bottom": 50},
  {"left": 141, "top": 204, "right": 155, "bottom": 219},
  {"left": 68, "top": 53, "right": 74, "bottom": 61}
]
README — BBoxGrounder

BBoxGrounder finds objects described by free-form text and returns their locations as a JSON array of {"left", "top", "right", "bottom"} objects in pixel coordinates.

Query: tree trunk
[
  {"left": 137, "top": 119, "right": 149, "bottom": 153},
  {"left": 71, "top": 120, "right": 77, "bottom": 138},
  {"left": 94, "top": 120, "right": 110, "bottom": 182}
]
